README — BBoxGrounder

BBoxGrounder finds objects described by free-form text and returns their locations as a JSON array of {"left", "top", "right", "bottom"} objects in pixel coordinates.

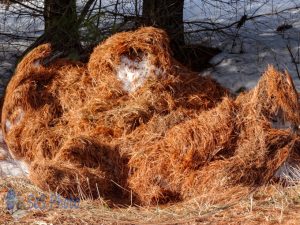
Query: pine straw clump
[
  {"left": 126, "top": 66, "right": 300, "bottom": 204},
  {"left": 1, "top": 26, "right": 300, "bottom": 206},
  {"left": 1, "top": 27, "right": 228, "bottom": 204}
]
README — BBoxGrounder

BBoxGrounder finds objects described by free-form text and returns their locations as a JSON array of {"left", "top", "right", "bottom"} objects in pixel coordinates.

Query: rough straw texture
[{"left": 2, "top": 27, "right": 300, "bottom": 205}]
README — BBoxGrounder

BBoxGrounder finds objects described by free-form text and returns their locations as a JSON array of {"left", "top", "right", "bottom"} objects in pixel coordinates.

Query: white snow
[
  {"left": 0, "top": 130, "right": 29, "bottom": 177},
  {"left": 184, "top": 0, "right": 300, "bottom": 92},
  {"left": 5, "top": 119, "right": 11, "bottom": 133},
  {"left": 275, "top": 162, "right": 300, "bottom": 183},
  {"left": 0, "top": 159, "right": 29, "bottom": 177},
  {"left": 33, "top": 59, "right": 41, "bottom": 68},
  {"left": 272, "top": 120, "right": 292, "bottom": 130},
  {"left": 5, "top": 108, "right": 25, "bottom": 133},
  {"left": 116, "top": 55, "right": 161, "bottom": 92},
  {"left": 14, "top": 108, "right": 25, "bottom": 125},
  {"left": 0, "top": 108, "right": 28, "bottom": 176}
]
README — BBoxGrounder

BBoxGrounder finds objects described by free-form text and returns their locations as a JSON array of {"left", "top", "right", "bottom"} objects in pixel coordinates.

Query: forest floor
[{"left": 1, "top": 177, "right": 300, "bottom": 224}]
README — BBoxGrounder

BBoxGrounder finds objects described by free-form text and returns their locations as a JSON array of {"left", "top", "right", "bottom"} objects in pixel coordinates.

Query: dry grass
[{"left": 1, "top": 177, "right": 300, "bottom": 224}]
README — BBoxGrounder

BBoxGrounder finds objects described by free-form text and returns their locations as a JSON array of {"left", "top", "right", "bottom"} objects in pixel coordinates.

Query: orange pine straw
[{"left": 2, "top": 27, "right": 299, "bottom": 206}]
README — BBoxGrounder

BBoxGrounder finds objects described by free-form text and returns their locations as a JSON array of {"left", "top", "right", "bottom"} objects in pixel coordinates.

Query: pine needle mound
[
  {"left": 127, "top": 66, "right": 300, "bottom": 204},
  {"left": 1, "top": 27, "right": 300, "bottom": 206},
  {"left": 1, "top": 27, "right": 227, "bottom": 203}
]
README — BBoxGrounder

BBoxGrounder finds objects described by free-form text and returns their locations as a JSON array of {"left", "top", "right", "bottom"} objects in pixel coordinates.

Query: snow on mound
[
  {"left": 5, "top": 108, "right": 24, "bottom": 133},
  {"left": 116, "top": 55, "right": 161, "bottom": 92}
]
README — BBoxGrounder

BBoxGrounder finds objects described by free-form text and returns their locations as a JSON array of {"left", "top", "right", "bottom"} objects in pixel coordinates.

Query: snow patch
[
  {"left": 271, "top": 109, "right": 292, "bottom": 130},
  {"left": 116, "top": 55, "right": 161, "bottom": 92},
  {"left": 15, "top": 160, "right": 29, "bottom": 175},
  {"left": 33, "top": 59, "right": 41, "bottom": 68},
  {"left": 275, "top": 162, "right": 300, "bottom": 182},
  {"left": 5, "top": 108, "right": 25, "bottom": 133},
  {"left": 0, "top": 129, "right": 29, "bottom": 177},
  {"left": 5, "top": 119, "right": 11, "bottom": 133},
  {"left": 0, "top": 159, "right": 29, "bottom": 177},
  {"left": 15, "top": 108, "right": 24, "bottom": 125},
  {"left": 272, "top": 120, "right": 292, "bottom": 130}
]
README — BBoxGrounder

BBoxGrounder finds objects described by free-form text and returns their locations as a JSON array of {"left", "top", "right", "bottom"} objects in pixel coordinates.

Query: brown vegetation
[
  {"left": 1, "top": 27, "right": 300, "bottom": 207},
  {"left": 127, "top": 66, "right": 300, "bottom": 204}
]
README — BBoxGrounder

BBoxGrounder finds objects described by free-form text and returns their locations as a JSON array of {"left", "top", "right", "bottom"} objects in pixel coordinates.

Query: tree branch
[
  {"left": 78, "top": 0, "right": 97, "bottom": 25},
  {"left": 9, "top": 0, "right": 44, "bottom": 14}
]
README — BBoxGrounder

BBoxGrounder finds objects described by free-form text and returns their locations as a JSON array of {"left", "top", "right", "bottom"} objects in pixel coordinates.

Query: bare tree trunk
[
  {"left": 142, "top": 0, "right": 220, "bottom": 71},
  {"left": 142, "top": 0, "right": 184, "bottom": 56},
  {"left": 43, "top": 0, "right": 81, "bottom": 52}
]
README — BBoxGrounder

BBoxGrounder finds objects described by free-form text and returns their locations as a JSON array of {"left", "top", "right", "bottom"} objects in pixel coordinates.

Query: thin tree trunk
[
  {"left": 44, "top": 0, "right": 81, "bottom": 52},
  {"left": 142, "top": 0, "right": 220, "bottom": 72},
  {"left": 142, "top": 0, "right": 184, "bottom": 56}
]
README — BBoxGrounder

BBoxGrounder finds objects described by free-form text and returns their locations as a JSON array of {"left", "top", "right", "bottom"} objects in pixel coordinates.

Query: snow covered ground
[
  {"left": 194, "top": 1, "right": 300, "bottom": 92},
  {"left": 1, "top": 0, "right": 300, "bottom": 176},
  {"left": 182, "top": 0, "right": 300, "bottom": 91}
]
